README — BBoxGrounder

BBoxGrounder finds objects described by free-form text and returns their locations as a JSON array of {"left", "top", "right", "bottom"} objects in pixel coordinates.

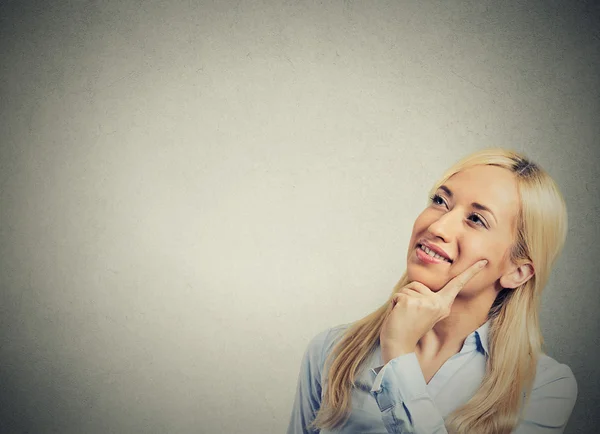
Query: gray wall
[{"left": 1, "top": 1, "right": 598, "bottom": 433}]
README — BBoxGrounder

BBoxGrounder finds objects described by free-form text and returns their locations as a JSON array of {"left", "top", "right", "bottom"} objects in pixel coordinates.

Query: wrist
[{"left": 381, "top": 344, "right": 415, "bottom": 364}]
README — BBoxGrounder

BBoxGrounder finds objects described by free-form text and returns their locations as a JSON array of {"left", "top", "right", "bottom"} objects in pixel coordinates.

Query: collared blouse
[{"left": 287, "top": 321, "right": 577, "bottom": 433}]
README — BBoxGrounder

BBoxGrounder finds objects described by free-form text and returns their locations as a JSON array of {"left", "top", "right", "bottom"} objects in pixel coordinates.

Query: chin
[{"left": 406, "top": 264, "right": 445, "bottom": 291}]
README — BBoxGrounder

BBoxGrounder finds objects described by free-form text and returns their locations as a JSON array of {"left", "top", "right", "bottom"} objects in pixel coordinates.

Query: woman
[{"left": 287, "top": 149, "right": 578, "bottom": 433}]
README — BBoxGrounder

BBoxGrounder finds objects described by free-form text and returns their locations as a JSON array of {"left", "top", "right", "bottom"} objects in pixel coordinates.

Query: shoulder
[
  {"left": 303, "top": 324, "right": 351, "bottom": 367},
  {"left": 532, "top": 353, "right": 577, "bottom": 398},
  {"left": 534, "top": 354, "right": 577, "bottom": 387},
  {"left": 520, "top": 354, "right": 578, "bottom": 428}
]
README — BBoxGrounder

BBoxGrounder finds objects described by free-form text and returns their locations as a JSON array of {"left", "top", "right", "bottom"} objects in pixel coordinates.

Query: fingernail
[{"left": 480, "top": 260, "right": 488, "bottom": 267}]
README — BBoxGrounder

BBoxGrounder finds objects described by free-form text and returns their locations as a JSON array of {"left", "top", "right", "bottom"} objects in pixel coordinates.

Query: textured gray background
[{"left": 1, "top": 1, "right": 599, "bottom": 433}]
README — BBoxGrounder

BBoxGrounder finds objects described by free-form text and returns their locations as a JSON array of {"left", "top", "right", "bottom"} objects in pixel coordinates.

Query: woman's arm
[
  {"left": 371, "top": 262, "right": 488, "bottom": 433},
  {"left": 369, "top": 354, "right": 578, "bottom": 434},
  {"left": 370, "top": 352, "right": 449, "bottom": 434},
  {"left": 286, "top": 328, "right": 334, "bottom": 434}
]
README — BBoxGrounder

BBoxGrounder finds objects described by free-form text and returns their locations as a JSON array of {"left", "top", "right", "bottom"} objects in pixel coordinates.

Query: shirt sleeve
[
  {"left": 370, "top": 352, "right": 449, "bottom": 434},
  {"left": 369, "top": 353, "right": 578, "bottom": 434},
  {"left": 286, "top": 328, "right": 335, "bottom": 434},
  {"left": 513, "top": 362, "right": 578, "bottom": 433}
]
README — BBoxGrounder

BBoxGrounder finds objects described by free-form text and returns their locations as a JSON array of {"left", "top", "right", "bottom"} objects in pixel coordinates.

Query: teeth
[{"left": 419, "top": 245, "right": 450, "bottom": 262}]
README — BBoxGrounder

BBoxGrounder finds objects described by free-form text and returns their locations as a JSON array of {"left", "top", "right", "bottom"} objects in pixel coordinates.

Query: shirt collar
[
  {"left": 475, "top": 319, "right": 491, "bottom": 356},
  {"left": 368, "top": 319, "right": 492, "bottom": 371}
]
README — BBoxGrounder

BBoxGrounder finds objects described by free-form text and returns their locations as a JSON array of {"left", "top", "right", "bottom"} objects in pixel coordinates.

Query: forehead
[{"left": 443, "top": 165, "right": 520, "bottom": 223}]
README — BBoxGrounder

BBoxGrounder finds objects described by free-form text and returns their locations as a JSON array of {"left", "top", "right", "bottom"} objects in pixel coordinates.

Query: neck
[{"left": 417, "top": 292, "right": 494, "bottom": 359}]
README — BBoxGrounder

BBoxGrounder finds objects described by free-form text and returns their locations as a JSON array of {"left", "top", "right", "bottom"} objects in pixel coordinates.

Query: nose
[{"left": 427, "top": 209, "right": 462, "bottom": 243}]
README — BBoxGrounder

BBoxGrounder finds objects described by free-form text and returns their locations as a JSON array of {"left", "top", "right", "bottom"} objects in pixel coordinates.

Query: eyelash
[{"left": 429, "top": 194, "right": 488, "bottom": 228}]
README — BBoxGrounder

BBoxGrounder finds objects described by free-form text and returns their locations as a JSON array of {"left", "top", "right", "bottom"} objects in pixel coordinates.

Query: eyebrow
[{"left": 438, "top": 185, "right": 498, "bottom": 225}]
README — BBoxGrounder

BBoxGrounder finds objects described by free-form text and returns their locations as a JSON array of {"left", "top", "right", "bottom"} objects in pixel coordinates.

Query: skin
[{"left": 380, "top": 165, "right": 535, "bottom": 374}]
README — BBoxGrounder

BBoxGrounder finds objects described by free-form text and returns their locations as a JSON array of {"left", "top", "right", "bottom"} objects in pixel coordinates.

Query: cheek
[
  {"left": 412, "top": 210, "right": 435, "bottom": 235},
  {"left": 452, "top": 242, "right": 505, "bottom": 289},
  {"left": 461, "top": 260, "right": 506, "bottom": 293},
  {"left": 407, "top": 212, "right": 434, "bottom": 257},
  {"left": 460, "top": 237, "right": 498, "bottom": 264},
  {"left": 476, "top": 240, "right": 511, "bottom": 269}
]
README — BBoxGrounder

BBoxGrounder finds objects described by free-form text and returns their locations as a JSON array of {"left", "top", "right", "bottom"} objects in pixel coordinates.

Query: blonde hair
[{"left": 310, "top": 148, "right": 568, "bottom": 433}]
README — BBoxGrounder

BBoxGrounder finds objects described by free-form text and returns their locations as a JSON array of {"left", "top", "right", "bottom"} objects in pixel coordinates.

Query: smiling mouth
[{"left": 417, "top": 244, "right": 453, "bottom": 263}]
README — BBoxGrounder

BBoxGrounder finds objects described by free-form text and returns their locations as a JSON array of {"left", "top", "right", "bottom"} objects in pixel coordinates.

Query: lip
[{"left": 417, "top": 240, "right": 453, "bottom": 263}]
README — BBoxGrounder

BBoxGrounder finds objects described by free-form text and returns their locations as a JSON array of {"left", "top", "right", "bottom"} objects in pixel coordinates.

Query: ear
[{"left": 499, "top": 261, "right": 535, "bottom": 289}]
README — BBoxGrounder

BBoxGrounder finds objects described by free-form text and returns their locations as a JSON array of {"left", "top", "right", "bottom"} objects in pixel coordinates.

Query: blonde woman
[{"left": 287, "top": 149, "right": 577, "bottom": 433}]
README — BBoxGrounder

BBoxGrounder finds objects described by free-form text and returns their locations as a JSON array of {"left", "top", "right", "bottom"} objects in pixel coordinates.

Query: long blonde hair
[{"left": 310, "top": 149, "right": 568, "bottom": 433}]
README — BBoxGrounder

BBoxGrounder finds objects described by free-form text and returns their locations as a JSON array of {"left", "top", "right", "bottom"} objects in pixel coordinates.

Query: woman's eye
[
  {"left": 469, "top": 214, "right": 487, "bottom": 227},
  {"left": 430, "top": 194, "right": 446, "bottom": 206}
]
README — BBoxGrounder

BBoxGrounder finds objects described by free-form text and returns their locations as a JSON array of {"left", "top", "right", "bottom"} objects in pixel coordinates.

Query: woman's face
[{"left": 406, "top": 165, "right": 520, "bottom": 297}]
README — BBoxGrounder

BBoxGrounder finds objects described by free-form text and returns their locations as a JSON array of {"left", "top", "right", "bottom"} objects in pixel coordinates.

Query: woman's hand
[{"left": 380, "top": 259, "right": 488, "bottom": 364}]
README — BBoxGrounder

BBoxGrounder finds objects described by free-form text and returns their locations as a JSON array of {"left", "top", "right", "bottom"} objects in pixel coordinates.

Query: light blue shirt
[{"left": 287, "top": 322, "right": 577, "bottom": 433}]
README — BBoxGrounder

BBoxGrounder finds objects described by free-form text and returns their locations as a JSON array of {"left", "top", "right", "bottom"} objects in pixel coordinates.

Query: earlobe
[{"left": 499, "top": 263, "right": 535, "bottom": 289}]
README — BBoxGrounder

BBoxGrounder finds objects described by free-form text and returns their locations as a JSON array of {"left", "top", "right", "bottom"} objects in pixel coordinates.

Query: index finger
[{"left": 439, "top": 259, "right": 488, "bottom": 301}]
